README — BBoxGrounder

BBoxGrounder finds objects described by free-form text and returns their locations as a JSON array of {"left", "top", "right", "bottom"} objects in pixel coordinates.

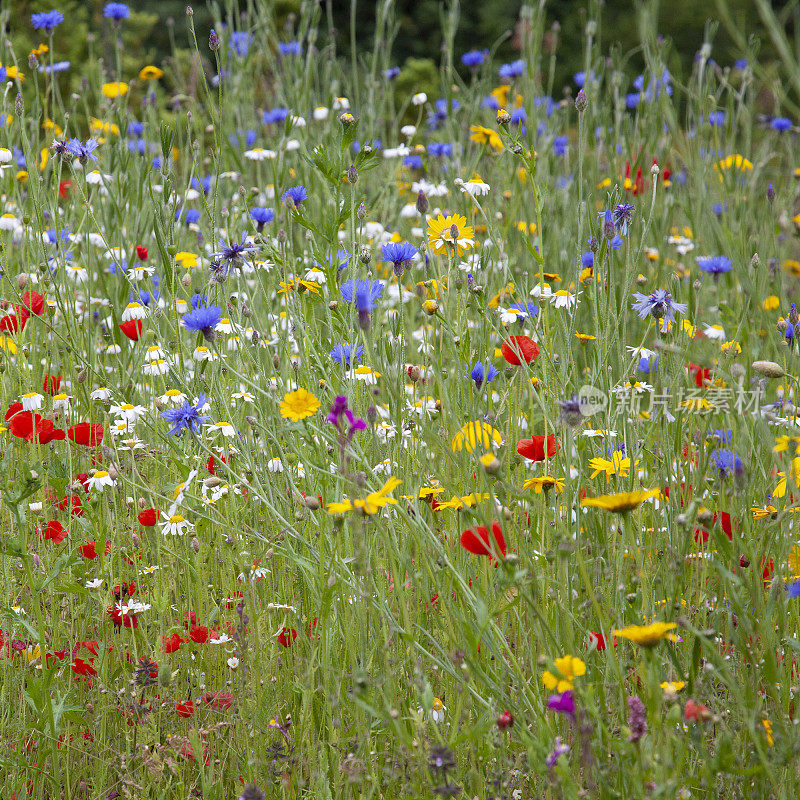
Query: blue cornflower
[
  {"left": 263, "top": 107, "right": 289, "bottom": 125},
  {"left": 467, "top": 361, "right": 499, "bottom": 388},
  {"left": 31, "top": 9, "right": 64, "bottom": 32},
  {"left": 182, "top": 305, "right": 222, "bottom": 338},
  {"left": 574, "top": 70, "right": 596, "bottom": 87},
  {"left": 711, "top": 429, "right": 734, "bottom": 444},
  {"left": 631, "top": 289, "right": 687, "bottom": 323},
  {"left": 190, "top": 292, "right": 209, "bottom": 309},
  {"left": 697, "top": 255, "right": 733, "bottom": 277},
  {"left": 250, "top": 207, "right": 274, "bottom": 231},
  {"left": 127, "top": 121, "right": 145, "bottom": 137},
  {"left": 340, "top": 279, "right": 384, "bottom": 310},
  {"left": 508, "top": 301, "right": 540, "bottom": 320},
  {"left": 637, "top": 355, "right": 658, "bottom": 374},
  {"left": 383, "top": 66, "right": 401, "bottom": 80},
  {"left": 176, "top": 207, "right": 200, "bottom": 226},
  {"left": 103, "top": 2, "right": 130, "bottom": 21},
  {"left": 313, "top": 250, "right": 350, "bottom": 273},
  {"left": 191, "top": 175, "right": 212, "bottom": 195},
  {"left": 706, "top": 111, "right": 726, "bottom": 126},
  {"left": 229, "top": 31, "right": 252, "bottom": 57},
  {"left": 281, "top": 185, "right": 308, "bottom": 208},
  {"left": 712, "top": 202, "right": 727, "bottom": 216},
  {"left": 278, "top": 41, "right": 303, "bottom": 56},
  {"left": 711, "top": 448, "right": 743, "bottom": 478},
  {"left": 613, "top": 203, "right": 635, "bottom": 235},
  {"left": 341, "top": 279, "right": 383, "bottom": 329},
  {"left": 403, "top": 155, "right": 424, "bottom": 170},
  {"left": 481, "top": 95, "right": 500, "bottom": 111},
  {"left": 161, "top": 393, "right": 211, "bottom": 437},
  {"left": 330, "top": 343, "right": 364, "bottom": 367},
  {"left": 787, "top": 580, "right": 800, "bottom": 599},
  {"left": 581, "top": 252, "right": 594, "bottom": 269},
  {"left": 65, "top": 138, "right": 99, "bottom": 163},
  {"left": 209, "top": 233, "right": 259, "bottom": 277},
  {"left": 381, "top": 241, "right": 418, "bottom": 271},
  {"left": 734, "top": 58, "right": 748, "bottom": 69},
  {"left": 39, "top": 61, "right": 71, "bottom": 74},
  {"left": 499, "top": 59, "right": 525, "bottom": 80},
  {"left": 427, "top": 142, "right": 453, "bottom": 158},
  {"left": 771, "top": 117, "right": 792, "bottom": 132},
  {"left": 461, "top": 49, "right": 488, "bottom": 69},
  {"left": 553, "top": 135, "right": 568, "bottom": 156},
  {"left": 510, "top": 108, "right": 527, "bottom": 128}
]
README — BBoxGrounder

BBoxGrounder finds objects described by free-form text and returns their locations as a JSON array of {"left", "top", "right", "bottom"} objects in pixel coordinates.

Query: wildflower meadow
[{"left": 3, "top": 0, "right": 800, "bottom": 797}]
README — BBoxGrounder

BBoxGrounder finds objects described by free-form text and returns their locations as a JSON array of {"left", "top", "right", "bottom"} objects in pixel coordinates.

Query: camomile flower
[
  {"left": 143, "top": 359, "right": 170, "bottom": 376},
  {"left": 90, "top": 387, "right": 112, "bottom": 401},
  {"left": 85, "top": 578, "right": 105, "bottom": 590},
  {"left": 86, "top": 470, "right": 115, "bottom": 492},
  {"left": 110, "top": 402, "right": 147, "bottom": 422},
  {"left": 110, "top": 420, "right": 136, "bottom": 437},
  {"left": 208, "top": 421, "right": 236, "bottom": 437},
  {"left": 457, "top": 176, "right": 491, "bottom": 196},
  {"left": 231, "top": 388, "right": 255, "bottom": 405},
  {"left": 193, "top": 346, "right": 218, "bottom": 362},
  {"left": 703, "top": 324, "right": 726, "bottom": 340},
  {"left": 127, "top": 264, "right": 154, "bottom": 280},
  {"left": 66, "top": 263, "right": 89, "bottom": 282},
  {"left": 552, "top": 289, "right": 580, "bottom": 309},
  {"left": 530, "top": 283, "right": 554, "bottom": 301},
  {"left": 144, "top": 345, "right": 165, "bottom": 362},
  {"left": 160, "top": 389, "right": 187, "bottom": 405},
  {"left": 52, "top": 393, "right": 72, "bottom": 410},
  {"left": 418, "top": 697, "right": 447, "bottom": 723},
  {"left": 161, "top": 513, "right": 190, "bottom": 536},
  {"left": 116, "top": 437, "right": 146, "bottom": 451},
  {"left": 498, "top": 306, "right": 526, "bottom": 325},
  {"left": 215, "top": 317, "right": 235, "bottom": 334},
  {"left": 312, "top": 106, "right": 329, "bottom": 120},
  {"left": 244, "top": 148, "right": 277, "bottom": 161},
  {"left": 266, "top": 458, "right": 284, "bottom": 473},
  {"left": 21, "top": 392, "right": 44, "bottom": 411},
  {"left": 121, "top": 301, "right": 147, "bottom": 321}
]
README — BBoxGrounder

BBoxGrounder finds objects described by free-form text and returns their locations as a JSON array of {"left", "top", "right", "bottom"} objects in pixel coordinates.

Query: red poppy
[
  {"left": 67, "top": 423, "right": 104, "bottom": 447},
  {"left": 688, "top": 363, "right": 711, "bottom": 388},
  {"left": 588, "top": 631, "right": 607, "bottom": 651},
  {"left": 500, "top": 335, "right": 539, "bottom": 365},
  {"left": 75, "top": 640, "right": 99, "bottom": 656},
  {"left": 45, "top": 650, "right": 68, "bottom": 669},
  {"left": 107, "top": 603, "right": 138, "bottom": 628},
  {"left": 516, "top": 434, "right": 559, "bottom": 462},
  {"left": 78, "top": 540, "right": 110, "bottom": 560},
  {"left": 55, "top": 493, "right": 84, "bottom": 516},
  {"left": 176, "top": 700, "right": 195, "bottom": 718},
  {"left": 182, "top": 610, "right": 198, "bottom": 629},
  {"left": 201, "top": 691, "right": 234, "bottom": 710},
  {"left": 460, "top": 521, "right": 507, "bottom": 560},
  {"left": 189, "top": 626, "right": 210, "bottom": 644},
  {"left": 136, "top": 245, "right": 148, "bottom": 261},
  {"left": 41, "top": 521, "right": 68, "bottom": 544},
  {"left": 119, "top": 319, "right": 143, "bottom": 341},
  {"left": 179, "top": 742, "right": 210, "bottom": 765},
  {"left": 277, "top": 627, "right": 298, "bottom": 648},
  {"left": 137, "top": 508, "right": 159, "bottom": 527},
  {"left": 58, "top": 179, "right": 74, "bottom": 199},
  {"left": 71, "top": 658, "right": 97, "bottom": 676},
  {"left": 0, "top": 312, "right": 27, "bottom": 334},
  {"left": 164, "top": 632, "right": 184, "bottom": 653},
  {"left": 5, "top": 402, "right": 23, "bottom": 421},
  {"left": 42, "top": 375, "right": 62, "bottom": 395},
  {"left": 208, "top": 454, "right": 227, "bottom": 474},
  {"left": 19, "top": 292, "right": 46, "bottom": 317},
  {"left": 684, "top": 699, "right": 710, "bottom": 722},
  {"left": 9, "top": 412, "right": 65, "bottom": 444}
]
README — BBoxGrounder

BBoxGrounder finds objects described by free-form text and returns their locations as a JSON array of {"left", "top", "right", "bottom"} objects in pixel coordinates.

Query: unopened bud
[
  {"left": 339, "top": 112, "right": 355, "bottom": 126},
  {"left": 347, "top": 164, "right": 358, "bottom": 184},
  {"left": 359, "top": 246, "right": 371, "bottom": 265},
  {"left": 191, "top": 537, "right": 200, "bottom": 553},
  {"left": 574, "top": 89, "right": 587, "bottom": 112},
  {"left": 752, "top": 360, "right": 785, "bottom": 379},
  {"left": 496, "top": 108, "right": 511, "bottom": 124},
  {"left": 750, "top": 253, "right": 760, "bottom": 269},
  {"left": 209, "top": 28, "right": 219, "bottom": 50},
  {"left": 357, "top": 202, "right": 366, "bottom": 220},
  {"left": 158, "top": 663, "right": 172, "bottom": 687},
  {"left": 186, "top": 5, "right": 193, "bottom": 16},
  {"left": 17, "top": 273, "right": 28, "bottom": 290},
  {"left": 416, "top": 191, "right": 428, "bottom": 215},
  {"left": 422, "top": 299, "right": 439, "bottom": 316}
]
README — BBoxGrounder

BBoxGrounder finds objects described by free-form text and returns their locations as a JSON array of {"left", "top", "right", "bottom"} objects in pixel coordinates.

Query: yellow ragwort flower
[
  {"left": 614, "top": 622, "right": 677, "bottom": 647},
  {"left": 542, "top": 655, "right": 586, "bottom": 693},
  {"left": 580, "top": 489, "right": 659, "bottom": 513},
  {"left": 280, "top": 388, "right": 320, "bottom": 422}
]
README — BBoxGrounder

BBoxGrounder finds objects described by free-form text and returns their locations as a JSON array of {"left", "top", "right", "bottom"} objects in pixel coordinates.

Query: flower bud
[
  {"left": 347, "top": 163, "right": 358, "bottom": 184},
  {"left": 416, "top": 191, "right": 429, "bottom": 214},
  {"left": 574, "top": 89, "right": 588, "bottom": 112},
  {"left": 357, "top": 202, "right": 366, "bottom": 220},
  {"left": 209, "top": 28, "right": 220, "bottom": 50},
  {"left": 191, "top": 537, "right": 200, "bottom": 553},
  {"left": 496, "top": 108, "right": 511, "bottom": 125},
  {"left": 752, "top": 360, "right": 785, "bottom": 379},
  {"left": 750, "top": 252, "right": 760, "bottom": 269},
  {"left": 17, "top": 273, "right": 28, "bottom": 290}
]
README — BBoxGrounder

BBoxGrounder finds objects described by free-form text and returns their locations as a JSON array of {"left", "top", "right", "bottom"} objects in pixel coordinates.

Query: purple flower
[
  {"left": 103, "top": 2, "right": 130, "bottom": 21},
  {"left": 31, "top": 9, "right": 64, "bottom": 32},
  {"left": 65, "top": 138, "right": 99, "bottom": 164},
  {"left": 545, "top": 737, "right": 570, "bottom": 769},
  {"left": 631, "top": 289, "right": 687, "bottom": 323},
  {"left": 161, "top": 394, "right": 210, "bottom": 437},
  {"left": 182, "top": 304, "right": 222, "bottom": 338},
  {"left": 627, "top": 695, "right": 647, "bottom": 742},
  {"left": 546, "top": 691, "right": 575, "bottom": 719},
  {"left": 381, "top": 241, "right": 418, "bottom": 269},
  {"left": 786, "top": 579, "right": 800, "bottom": 598},
  {"left": 326, "top": 396, "right": 366, "bottom": 451},
  {"left": 281, "top": 185, "right": 308, "bottom": 208},
  {"left": 697, "top": 255, "right": 733, "bottom": 276}
]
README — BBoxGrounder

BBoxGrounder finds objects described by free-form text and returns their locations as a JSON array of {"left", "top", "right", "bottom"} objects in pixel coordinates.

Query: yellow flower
[
  {"left": 31, "top": 44, "right": 49, "bottom": 58},
  {"left": 139, "top": 65, "right": 164, "bottom": 81},
  {"left": 327, "top": 477, "right": 401, "bottom": 515},
  {"left": 580, "top": 489, "right": 659, "bottom": 513},
  {"left": 522, "top": 475, "right": 564, "bottom": 494},
  {"left": 763, "top": 719, "right": 774, "bottom": 747},
  {"left": 2, "top": 65, "right": 24, "bottom": 81},
  {"left": 0, "top": 336, "right": 17, "bottom": 354},
  {"left": 469, "top": 125, "right": 504, "bottom": 152},
  {"left": 588, "top": 453, "right": 635, "bottom": 481},
  {"left": 614, "top": 622, "right": 677, "bottom": 647},
  {"left": 490, "top": 84, "right": 511, "bottom": 108},
  {"left": 427, "top": 214, "right": 475, "bottom": 257},
  {"left": 90, "top": 118, "right": 120, "bottom": 136},
  {"left": 102, "top": 82, "right": 129, "bottom": 98},
  {"left": 39, "top": 148, "right": 49, "bottom": 170},
  {"left": 714, "top": 154, "right": 753, "bottom": 174},
  {"left": 751, "top": 505, "right": 779, "bottom": 520},
  {"left": 660, "top": 681, "right": 685, "bottom": 692},
  {"left": 174, "top": 251, "right": 199, "bottom": 268},
  {"left": 575, "top": 333, "right": 596, "bottom": 344},
  {"left": 16, "top": 171, "right": 28, "bottom": 183},
  {"left": 434, "top": 492, "right": 490, "bottom": 511},
  {"left": 280, "top": 388, "right": 320, "bottom": 422},
  {"left": 43, "top": 118, "right": 63, "bottom": 136},
  {"left": 542, "top": 655, "right": 586, "bottom": 693},
  {"left": 451, "top": 421, "right": 503, "bottom": 453},
  {"left": 763, "top": 295, "right": 780, "bottom": 311}
]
